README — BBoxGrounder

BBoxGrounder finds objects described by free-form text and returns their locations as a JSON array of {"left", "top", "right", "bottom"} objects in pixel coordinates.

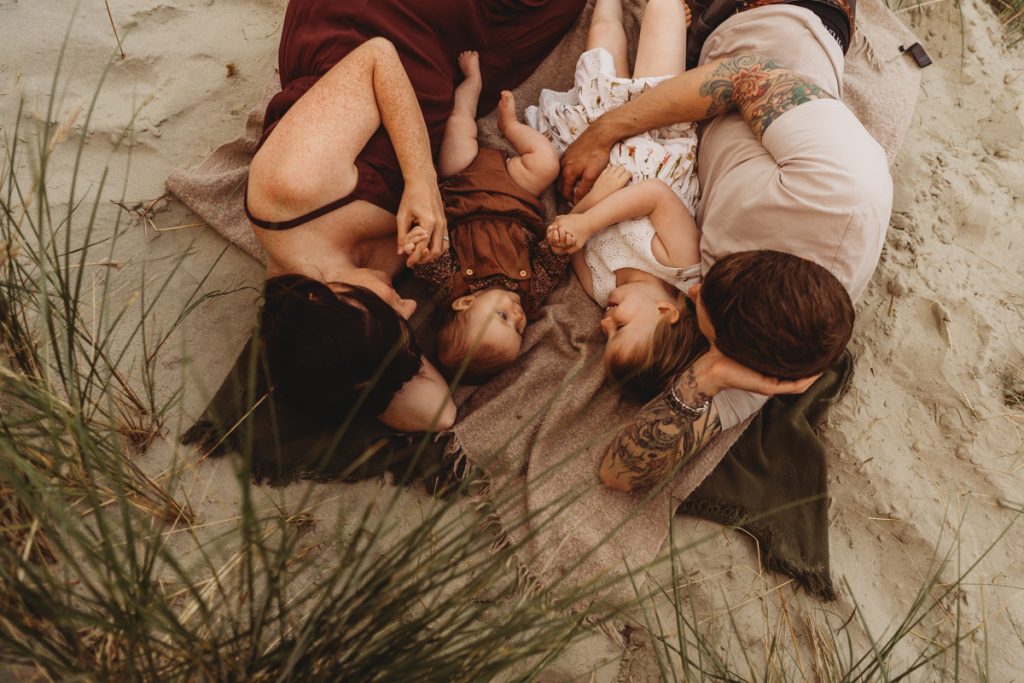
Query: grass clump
[{"left": 987, "top": 0, "right": 1024, "bottom": 45}]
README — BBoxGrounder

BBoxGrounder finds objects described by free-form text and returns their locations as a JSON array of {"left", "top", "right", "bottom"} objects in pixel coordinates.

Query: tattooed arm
[
  {"left": 560, "top": 54, "right": 833, "bottom": 201},
  {"left": 599, "top": 368, "right": 721, "bottom": 492},
  {"left": 600, "top": 348, "right": 819, "bottom": 492}
]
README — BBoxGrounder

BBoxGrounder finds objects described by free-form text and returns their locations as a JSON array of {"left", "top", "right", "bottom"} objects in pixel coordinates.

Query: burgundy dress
[{"left": 258, "top": 0, "right": 585, "bottom": 219}]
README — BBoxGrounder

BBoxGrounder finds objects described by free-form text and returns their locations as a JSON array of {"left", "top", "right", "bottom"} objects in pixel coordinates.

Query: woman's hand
[
  {"left": 559, "top": 125, "right": 614, "bottom": 204},
  {"left": 688, "top": 346, "right": 821, "bottom": 398},
  {"left": 397, "top": 177, "right": 447, "bottom": 266}
]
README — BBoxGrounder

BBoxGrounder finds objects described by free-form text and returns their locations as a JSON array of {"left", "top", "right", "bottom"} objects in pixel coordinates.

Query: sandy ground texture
[{"left": 2, "top": 0, "right": 1023, "bottom": 680}]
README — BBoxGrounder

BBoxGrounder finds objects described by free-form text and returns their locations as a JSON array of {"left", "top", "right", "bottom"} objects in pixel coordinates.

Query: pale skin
[
  {"left": 403, "top": 51, "right": 560, "bottom": 361},
  {"left": 546, "top": 0, "right": 701, "bottom": 382},
  {"left": 556, "top": 26, "right": 834, "bottom": 490},
  {"left": 247, "top": 37, "right": 456, "bottom": 432}
]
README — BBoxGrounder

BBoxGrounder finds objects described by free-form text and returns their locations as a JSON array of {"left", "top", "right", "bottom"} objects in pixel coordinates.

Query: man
[{"left": 558, "top": 2, "right": 892, "bottom": 491}]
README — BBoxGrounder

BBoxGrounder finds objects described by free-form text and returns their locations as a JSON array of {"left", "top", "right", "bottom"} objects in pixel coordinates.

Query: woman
[{"left": 247, "top": 0, "right": 586, "bottom": 432}]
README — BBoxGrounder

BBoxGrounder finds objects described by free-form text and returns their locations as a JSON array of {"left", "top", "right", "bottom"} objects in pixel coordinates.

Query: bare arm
[
  {"left": 547, "top": 180, "right": 698, "bottom": 266},
  {"left": 560, "top": 53, "right": 834, "bottom": 200},
  {"left": 250, "top": 38, "right": 445, "bottom": 263},
  {"left": 377, "top": 358, "right": 457, "bottom": 432},
  {"left": 600, "top": 348, "right": 819, "bottom": 492}
]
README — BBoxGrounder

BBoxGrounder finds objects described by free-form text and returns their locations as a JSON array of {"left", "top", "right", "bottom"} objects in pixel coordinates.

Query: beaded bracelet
[{"left": 664, "top": 367, "right": 712, "bottom": 419}]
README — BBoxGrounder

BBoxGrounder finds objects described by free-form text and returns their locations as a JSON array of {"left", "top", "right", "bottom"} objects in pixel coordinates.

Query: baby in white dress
[{"left": 530, "top": 0, "right": 707, "bottom": 398}]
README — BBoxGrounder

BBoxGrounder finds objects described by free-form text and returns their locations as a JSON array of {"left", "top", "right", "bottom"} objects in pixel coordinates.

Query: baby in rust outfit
[{"left": 404, "top": 51, "right": 568, "bottom": 383}]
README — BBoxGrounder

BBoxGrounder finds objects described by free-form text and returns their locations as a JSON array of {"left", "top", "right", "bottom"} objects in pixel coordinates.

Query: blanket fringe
[
  {"left": 180, "top": 419, "right": 229, "bottom": 457},
  {"left": 679, "top": 498, "right": 836, "bottom": 601},
  {"left": 852, "top": 31, "right": 884, "bottom": 72},
  {"left": 450, "top": 439, "right": 629, "bottom": 647}
]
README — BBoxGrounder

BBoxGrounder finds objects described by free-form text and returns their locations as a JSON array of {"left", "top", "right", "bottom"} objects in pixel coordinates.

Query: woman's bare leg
[
  {"left": 633, "top": 0, "right": 688, "bottom": 78},
  {"left": 439, "top": 51, "right": 483, "bottom": 178},
  {"left": 586, "top": 0, "right": 628, "bottom": 78}
]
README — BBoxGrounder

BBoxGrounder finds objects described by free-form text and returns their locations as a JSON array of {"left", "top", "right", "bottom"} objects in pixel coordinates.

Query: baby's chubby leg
[
  {"left": 501, "top": 91, "right": 561, "bottom": 196},
  {"left": 439, "top": 51, "right": 483, "bottom": 178}
]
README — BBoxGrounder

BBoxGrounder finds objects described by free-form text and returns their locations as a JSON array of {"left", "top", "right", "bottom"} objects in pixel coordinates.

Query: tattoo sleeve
[
  {"left": 602, "top": 387, "right": 722, "bottom": 493},
  {"left": 698, "top": 54, "right": 833, "bottom": 141}
]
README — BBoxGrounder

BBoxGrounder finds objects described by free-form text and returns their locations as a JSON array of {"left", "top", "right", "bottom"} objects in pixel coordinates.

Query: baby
[
  {"left": 530, "top": 0, "right": 707, "bottom": 397},
  {"left": 405, "top": 52, "right": 574, "bottom": 384}
]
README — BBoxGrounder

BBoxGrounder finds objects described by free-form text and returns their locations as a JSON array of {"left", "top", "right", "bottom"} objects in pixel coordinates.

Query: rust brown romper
[{"left": 411, "top": 148, "right": 567, "bottom": 317}]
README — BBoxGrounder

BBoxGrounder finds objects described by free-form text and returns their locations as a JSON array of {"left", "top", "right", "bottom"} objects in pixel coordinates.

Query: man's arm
[
  {"left": 600, "top": 366, "right": 721, "bottom": 492},
  {"left": 560, "top": 53, "right": 834, "bottom": 200},
  {"left": 600, "top": 348, "right": 819, "bottom": 492}
]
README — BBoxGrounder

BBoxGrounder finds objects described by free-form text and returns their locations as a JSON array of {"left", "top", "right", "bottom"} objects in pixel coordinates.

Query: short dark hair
[
  {"left": 604, "top": 300, "right": 709, "bottom": 399},
  {"left": 702, "top": 250, "right": 854, "bottom": 380},
  {"left": 435, "top": 309, "right": 516, "bottom": 385},
  {"left": 259, "top": 274, "right": 421, "bottom": 423}
]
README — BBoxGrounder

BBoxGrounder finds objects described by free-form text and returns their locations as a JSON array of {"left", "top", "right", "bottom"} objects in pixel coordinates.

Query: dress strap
[{"left": 244, "top": 185, "right": 360, "bottom": 231}]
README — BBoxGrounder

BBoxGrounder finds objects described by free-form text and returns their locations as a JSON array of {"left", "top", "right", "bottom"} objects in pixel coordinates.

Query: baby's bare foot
[
  {"left": 589, "top": 165, "right": 632, "bottom": 204},
  {"left": 497, "top": 90, "right": 518, "bottom": 136},
  {"left": 683, "top": 2, "right": 692, "bottom": 28},
  {"left": 458, "top": 50, "right": 481, "bottom": 81}
]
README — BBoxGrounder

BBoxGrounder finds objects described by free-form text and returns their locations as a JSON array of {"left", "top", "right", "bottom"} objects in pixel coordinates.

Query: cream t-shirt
[{"left": 695, "top": 6, "right": 893, "bottom": 429}]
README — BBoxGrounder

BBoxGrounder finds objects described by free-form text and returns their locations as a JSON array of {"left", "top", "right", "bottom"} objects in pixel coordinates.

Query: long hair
[
  {"left": 259, "top": 274, "right": 421, "bottom": 424},
  {"left": 604, "top": 299, "right": 709, "bottom": 400}
]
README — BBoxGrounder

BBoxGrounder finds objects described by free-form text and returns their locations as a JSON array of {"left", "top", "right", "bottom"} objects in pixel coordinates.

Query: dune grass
[{"left": 987, "top": 0, "right": 1024, "bottom": 44}]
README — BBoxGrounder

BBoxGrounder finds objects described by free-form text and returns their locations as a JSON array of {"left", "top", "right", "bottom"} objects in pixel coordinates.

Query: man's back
[{"left": 695, "top": 4, "right": 893, "bottom": 427}]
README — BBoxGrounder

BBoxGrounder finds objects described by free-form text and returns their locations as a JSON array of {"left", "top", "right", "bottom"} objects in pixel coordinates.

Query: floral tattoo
[{"left": 698, "top": 54, "right": 833, "bottom": 141}]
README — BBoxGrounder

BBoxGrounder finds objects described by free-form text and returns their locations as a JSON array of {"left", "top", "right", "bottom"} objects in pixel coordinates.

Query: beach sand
[{"left": 1, "top": 0, "right": 1022, "bottom": 679}]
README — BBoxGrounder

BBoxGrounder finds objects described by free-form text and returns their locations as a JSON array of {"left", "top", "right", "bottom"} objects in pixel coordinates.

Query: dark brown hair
[
  {"left": 259, "top": 274, "right": 421, "bottom": 423},
  {"left": 701, "top": 250, "right": 854, "bottom": 380},
  {"left": 435, "top": 309, "right": 517, "bottom": 385},
  {"left": 604, "top": 300, "right": 709, "bottom": 400}
]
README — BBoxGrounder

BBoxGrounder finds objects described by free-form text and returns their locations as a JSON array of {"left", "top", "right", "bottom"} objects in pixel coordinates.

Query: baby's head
[
  {"left": 601, "top": 280, "right": 708, "bottom": 399},
  {"left": 437, "top": 288, "right": 527, "bottom": 384}
]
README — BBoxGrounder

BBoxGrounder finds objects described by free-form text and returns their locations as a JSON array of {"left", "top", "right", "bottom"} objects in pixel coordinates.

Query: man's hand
[
  {"left": 559, "top": 126, "right": 613, "bottom": 205},
  {"left": 396, "top": 178, "right": 447, "bottom": 266},
  {"left": 691, "top": 346, "right": 820, "bottom": 397}
]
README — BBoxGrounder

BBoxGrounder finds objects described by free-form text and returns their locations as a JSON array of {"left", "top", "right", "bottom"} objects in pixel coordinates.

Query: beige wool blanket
[{"left": 167, "top": 0, "right": 922, "bottom": 608}]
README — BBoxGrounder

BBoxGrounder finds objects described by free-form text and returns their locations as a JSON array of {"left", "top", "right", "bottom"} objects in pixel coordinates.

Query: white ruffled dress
[{"left": 526, "top": 47, "right": 701, "bottom": 306}]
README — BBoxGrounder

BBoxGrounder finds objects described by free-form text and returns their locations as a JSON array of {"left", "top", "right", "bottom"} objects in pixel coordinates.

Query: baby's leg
[
  {"left": 501, "top": 91, "right": 560, "bottom": 196},
  {"left": 439, "top": 51, "right": 483, "bottom": 178},
  {"left": 633, "top": 0, "right": 688, "bottom": 78},
  {"left": 586, "top": 0, "right": 628, "bottom": 77}
]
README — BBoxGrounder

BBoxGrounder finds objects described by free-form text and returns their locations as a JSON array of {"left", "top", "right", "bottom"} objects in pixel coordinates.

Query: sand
[{"left": 1, "top": 0, "right": 1022, "bottom": 679}]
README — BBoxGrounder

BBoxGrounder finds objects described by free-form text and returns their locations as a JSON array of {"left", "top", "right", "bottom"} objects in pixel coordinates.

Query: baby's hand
[
  {"left": 545, "top": 214, "right": 591, "bottom": 255},
  {"left": 403, "top": 226, "right": 433, "bottom": 264},
  {"left": 588, "top": 165, "right": 632, "bottom": 204}
]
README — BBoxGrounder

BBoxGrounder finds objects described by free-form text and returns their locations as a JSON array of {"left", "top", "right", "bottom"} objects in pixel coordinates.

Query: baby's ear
[
  {"left": 655, "top": 300, "right": 682, "bottom": 324},
  {"left": 451, "top": 295, "right": 475, "bottom": 311}
]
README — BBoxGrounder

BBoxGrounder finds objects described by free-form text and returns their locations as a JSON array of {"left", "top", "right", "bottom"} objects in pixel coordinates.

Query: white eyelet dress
[{"left": 526, "top": 47, "right": 702, "bottom": 306}]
